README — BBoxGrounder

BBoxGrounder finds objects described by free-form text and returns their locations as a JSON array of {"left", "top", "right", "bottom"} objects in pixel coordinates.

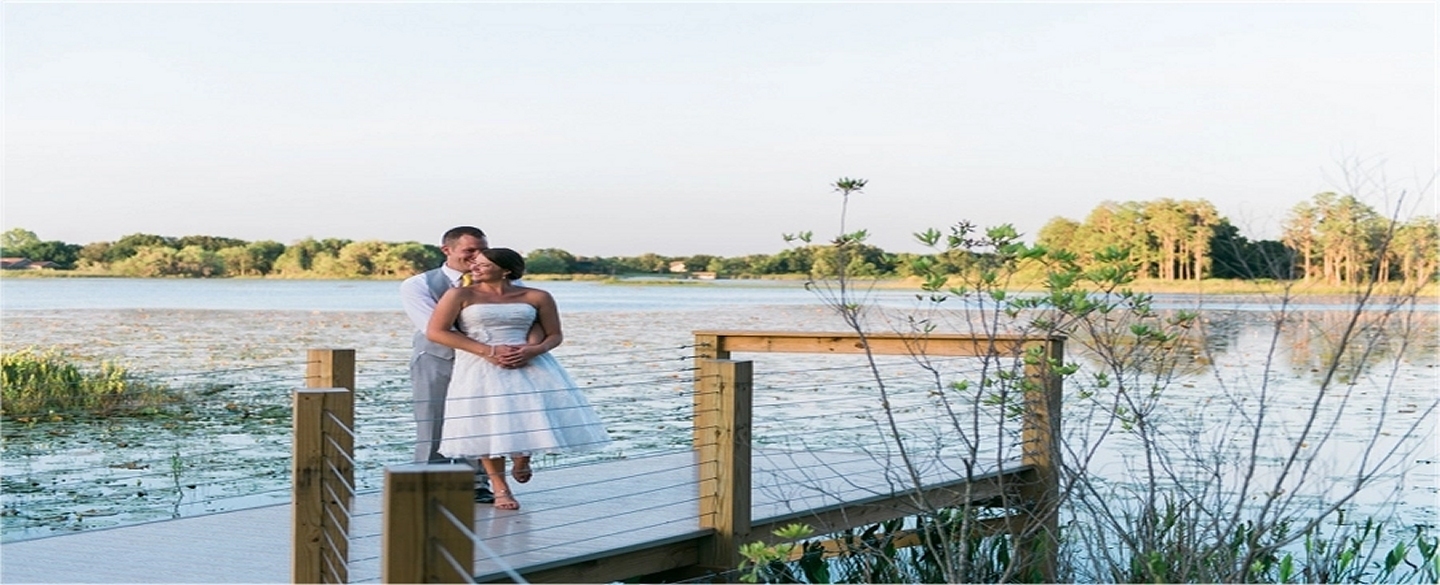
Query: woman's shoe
[
  {"left": 512, "top": 457, "right": 533, "bottom": 484},
  {"left": 493, "top": 489, "right": 520, "bottom": 510}
]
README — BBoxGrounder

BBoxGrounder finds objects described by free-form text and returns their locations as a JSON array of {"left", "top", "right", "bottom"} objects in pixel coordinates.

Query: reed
[
  {"left": 738, "top": 512, "right": 1438, "bottom": 583},
  {"left": 0, "top": 346, "right": 176, "bottom": 418}
]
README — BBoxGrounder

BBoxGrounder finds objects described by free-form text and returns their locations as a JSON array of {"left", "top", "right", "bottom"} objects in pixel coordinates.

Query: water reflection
[{"left": 1055, "top": 305, "right": 1439, "bottom": 380}]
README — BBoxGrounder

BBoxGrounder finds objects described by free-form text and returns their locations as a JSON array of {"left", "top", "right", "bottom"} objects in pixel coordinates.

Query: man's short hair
[{"left": 442, "top": 226, "right": 486, "bottom": 246}]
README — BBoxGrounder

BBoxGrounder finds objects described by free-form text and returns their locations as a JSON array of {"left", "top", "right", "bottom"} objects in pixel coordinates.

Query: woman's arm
[{"left": 425, "top": 289, "right": 502, "bottom": 359}]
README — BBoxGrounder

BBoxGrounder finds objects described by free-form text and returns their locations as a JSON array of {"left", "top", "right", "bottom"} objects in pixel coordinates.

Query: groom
[{"left": 400, "top": 225, "right": 533, "bottom": 503}]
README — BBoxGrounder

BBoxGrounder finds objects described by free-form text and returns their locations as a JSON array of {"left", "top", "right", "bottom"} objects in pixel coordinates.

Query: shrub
[{"left": 1, "top": 347, "right": 175, "bottom": 417}]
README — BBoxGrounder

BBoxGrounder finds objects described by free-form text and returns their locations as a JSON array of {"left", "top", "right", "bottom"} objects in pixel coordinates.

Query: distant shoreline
[{"left": 2, "top": 270, "right": 1435, "bottom": 297}]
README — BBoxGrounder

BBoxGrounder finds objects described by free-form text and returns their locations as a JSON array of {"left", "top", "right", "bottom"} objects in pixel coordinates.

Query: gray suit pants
[
  {"left": 410, "top": 351, "right": 454, "bottom": 463},
  {"left": 411, "top": 350, "right": 488, "bottom": 488}
]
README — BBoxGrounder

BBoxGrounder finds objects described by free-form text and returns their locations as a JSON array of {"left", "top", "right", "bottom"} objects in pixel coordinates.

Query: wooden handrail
[
  {"left": 693, "top": 330, "right": 1064, "bottom": 360},
  {"left": 691, "top": 330, "right": 1062, "bottom": 582}
]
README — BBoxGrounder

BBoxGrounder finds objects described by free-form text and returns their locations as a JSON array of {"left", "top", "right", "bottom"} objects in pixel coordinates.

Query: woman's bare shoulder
[{"left": 518, "top": 286, "right": 554, "bottom": 303}]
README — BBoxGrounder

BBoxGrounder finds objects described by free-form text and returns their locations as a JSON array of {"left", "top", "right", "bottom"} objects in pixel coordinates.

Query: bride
[{"left": 426, "top": 248, "right": 611, "bottom": 510}]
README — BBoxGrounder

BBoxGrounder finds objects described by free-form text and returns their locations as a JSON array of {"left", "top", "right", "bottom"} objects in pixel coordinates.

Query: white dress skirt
[{"left": 437, "top": 303, "right": 611, "bottom": 459}]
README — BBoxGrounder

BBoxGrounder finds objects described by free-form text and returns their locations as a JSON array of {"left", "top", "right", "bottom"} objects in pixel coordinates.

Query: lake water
[
  {"left": 0, "top": 277, "right": 896, "bottom": 312},
  {"left": 4, "top": 277, "right": 1420, "bottom": 313},
  {"left": 1, "top": 277, "right": 1436, "bottom": 549}
]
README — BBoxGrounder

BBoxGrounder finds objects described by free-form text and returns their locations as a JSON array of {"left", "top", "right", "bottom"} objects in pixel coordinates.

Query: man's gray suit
[{"left": 411, "top": 268, "right": 457, "bottom": 463}]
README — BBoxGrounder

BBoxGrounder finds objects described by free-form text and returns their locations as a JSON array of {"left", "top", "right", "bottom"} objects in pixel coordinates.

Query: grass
[
  {"left": 736, "top": 512, "right": 1440, "bottom": 583},
  {"left": 0, "top": 346, "right": 180, "bottom": 418}
]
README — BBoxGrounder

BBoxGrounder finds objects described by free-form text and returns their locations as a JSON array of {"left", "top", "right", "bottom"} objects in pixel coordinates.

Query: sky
[{"left": 3, "top": 2, "right": 1435, "bottom": 257}]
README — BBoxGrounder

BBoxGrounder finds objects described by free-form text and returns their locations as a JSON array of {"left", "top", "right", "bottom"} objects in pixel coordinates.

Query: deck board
[{"left": 2, "top": 448, "right": 1016, "bottom": 583}]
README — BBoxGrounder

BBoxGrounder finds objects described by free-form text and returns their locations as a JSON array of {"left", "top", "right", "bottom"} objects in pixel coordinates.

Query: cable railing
[
  {"left": 3, "top": 329, "right": 1063, "bottom": 583},
  {"left": 372, "top": 330, "right": 1061, "bottom": 583},
  {"left": 0, "top": 342, "right": 699, "bottom": 536}
]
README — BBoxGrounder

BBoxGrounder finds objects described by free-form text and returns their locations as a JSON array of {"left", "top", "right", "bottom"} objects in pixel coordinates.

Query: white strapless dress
[{"left": 438, "top": 303, "right": 611, "bottom": 459}]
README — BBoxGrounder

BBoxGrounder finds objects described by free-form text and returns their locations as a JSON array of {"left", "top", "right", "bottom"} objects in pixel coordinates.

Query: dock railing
[
  {"left": 692, "top": 330, "right": 1062, "bottom": 581},
  {"left": 293, "top": 349, "right": 357, "bottom": 584},
  {"left": 380, "top": 463, "right": 476, "bottom": 583},
  {"left": 348, "top": 327, "right": 1062, "bottom": 583}
]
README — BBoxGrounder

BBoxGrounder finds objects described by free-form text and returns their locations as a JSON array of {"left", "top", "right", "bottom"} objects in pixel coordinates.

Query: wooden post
[
  {"left": 1018, "top": 338, "right": 1063, "bottom": 582},
  {"left": 294, "top": 349, "right": 356, "bottom": 584},
  {"left": 383, "top": 463, "right": 477, "bottom": 584},
  {"left": 696, "top": 358, "right": 752, "bottom": 570},
  {"left": 307, "top": 348, "right": 355, "bottom": 391},
  {"left": 692, "top": 333, "right": 727, "bottom": 450},
  {"left": 293, "top": 386, "right": 353, "bottom": 583}
]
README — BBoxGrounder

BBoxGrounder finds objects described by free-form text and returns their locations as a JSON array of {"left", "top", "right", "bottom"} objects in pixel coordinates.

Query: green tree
[
  {"left": 1312, "top": 193, "right": 1383, "bottom": 285},
  {"left": 682, "top": 254, "right": 718, "bottom": 273},
  {"left": 1, "top": 228, "right": 40, "bottom": 251},
  {"left": 175, "top": 235, "right": 249, "bottom": 251},
  {"left": 1035, "top": 217, "right": 1080, "bottom": 253},
  {"left": 337, "top": 240, "right": 390, "bottom": 276},
  {"left": 217, "top": 246, "right": 259, "bottom": 276},
  {"left": 374, "top": 242, "right": 441, "bottom": 276},
  {"left": 0, "top": 228, "right": 81, "bottom": 268},
  {"left": 107, "top": 233, "right": 178, "bottom": 263},
  {"left": 1182, "top": 199, "right": 1222, "bottom": 280},
  {"left": 525, "top": 248, "right": 577, "bottom": 274},
  {"left": 109, "top": 246, "right": 179, "bottom": 277},
  {"left": 636, "top": 253, "right": 672, "bottom": 273},
  {"left": 1281, "top": 199, "right": 1320, "bottom": 280},
  {"left": 1143, "top": 199, "right": 1189, "bottom": 280},
  {"left": 77, "top": 242, "right": 113, "bottom": 268},
  {"left": 1209, "top": 221, "right": 1292, "bottom": 280},
  {"left": 174, "top": 245, "right": 225, "bottom": 277},
  {"left": 271, "top": 238, "right": 323, "bottom": 275},
  {"left": 704, "top": 255, "right": 752, "bottom": 275},
  {"left": 571, "top": 256, "right": 613, "bottom": 275},
  {"left": 1073, "top": 201, "right": 1156, "bottom": 277},
  {"left": 1390, "top": 216, "right": 1439, "bottom": 284},
  {"left": 246, "top": 240, "right": 286, "bottom": 275},
  {"left": 21, "top": 241, "right": 82, "bottom": 269}
]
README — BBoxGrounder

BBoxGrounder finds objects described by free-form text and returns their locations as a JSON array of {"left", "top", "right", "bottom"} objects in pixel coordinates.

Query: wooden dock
[
  {"left": 4, "top": 331, "right": 1061, "bottom": 583},
  {"left": 1, "top": 448, "right": 1021, "bottom": 583}
]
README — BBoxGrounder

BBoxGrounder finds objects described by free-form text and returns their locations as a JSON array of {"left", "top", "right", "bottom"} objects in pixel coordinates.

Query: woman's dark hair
[{"left": 482, "top": 248, "right": 525, "bottom": 280}]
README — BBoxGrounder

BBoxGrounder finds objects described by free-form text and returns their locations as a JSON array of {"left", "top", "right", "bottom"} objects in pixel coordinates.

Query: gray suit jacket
[{"left": 412, "top": 268, "right": 457, "bottom": 360}]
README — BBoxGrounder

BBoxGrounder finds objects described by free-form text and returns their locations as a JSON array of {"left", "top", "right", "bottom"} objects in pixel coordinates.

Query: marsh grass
[
  {"left": 1, "top": 346, "right": 180, "bottom": 418},
  {"left": 738, "top": 511, "right": 1439, "bottom": 583}
]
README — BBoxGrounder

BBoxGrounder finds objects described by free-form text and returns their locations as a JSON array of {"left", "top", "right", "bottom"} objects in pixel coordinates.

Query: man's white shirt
[
  {"left": 400, "top": 266, "right": 524, "bottom": 333},
  {"left": 400, "top": 265, "right": 465, "bottom": 333}
]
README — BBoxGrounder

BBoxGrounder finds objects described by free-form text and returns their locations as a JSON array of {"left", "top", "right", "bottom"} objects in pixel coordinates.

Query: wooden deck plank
[{"left": 1, "top": 449, "right": 1018, "bottom": 583}]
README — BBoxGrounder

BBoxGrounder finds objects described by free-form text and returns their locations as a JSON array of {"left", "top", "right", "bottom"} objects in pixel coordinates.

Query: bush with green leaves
[{"left": 1, "top": 347, "right": 175, "bottom": 417}]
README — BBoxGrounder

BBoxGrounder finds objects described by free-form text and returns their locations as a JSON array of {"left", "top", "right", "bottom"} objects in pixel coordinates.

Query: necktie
[{"left": 459, "top": 273, "right": 473, "bottom": 287}]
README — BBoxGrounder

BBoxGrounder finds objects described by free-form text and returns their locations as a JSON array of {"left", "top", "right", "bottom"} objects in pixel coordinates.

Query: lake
[
  {"left": 2, "top": 277, "right": 1416, "bottom": 313},
  {"left": 1, "top": 277, "right": 1436, "bottom": 547},
  {"left": 0, "top": 277, "right": 902, "bottom": 312}
]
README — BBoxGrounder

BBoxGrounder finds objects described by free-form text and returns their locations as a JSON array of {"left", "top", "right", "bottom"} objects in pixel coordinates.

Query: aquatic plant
[{"left": 1, "top": 346, "right": 175, "bottom": 418}]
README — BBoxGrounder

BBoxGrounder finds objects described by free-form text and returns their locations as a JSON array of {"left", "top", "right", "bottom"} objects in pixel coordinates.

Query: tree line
[
  {"left": 1037, "top": 195, "right": 1437, "bottom": 285},
  {"left": 3, "top": 193, "right": 1435, "bottom": 283}
]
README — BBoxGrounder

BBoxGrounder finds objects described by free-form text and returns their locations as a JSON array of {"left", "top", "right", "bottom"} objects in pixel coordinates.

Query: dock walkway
[{"left": 2, "top": 448, "right": 1016, "bottom": 583}]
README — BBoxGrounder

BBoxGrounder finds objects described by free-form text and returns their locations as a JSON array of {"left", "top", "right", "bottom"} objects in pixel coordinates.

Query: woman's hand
[{"left": 495, "top": 344, "right": 540, "bottom": 369}]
